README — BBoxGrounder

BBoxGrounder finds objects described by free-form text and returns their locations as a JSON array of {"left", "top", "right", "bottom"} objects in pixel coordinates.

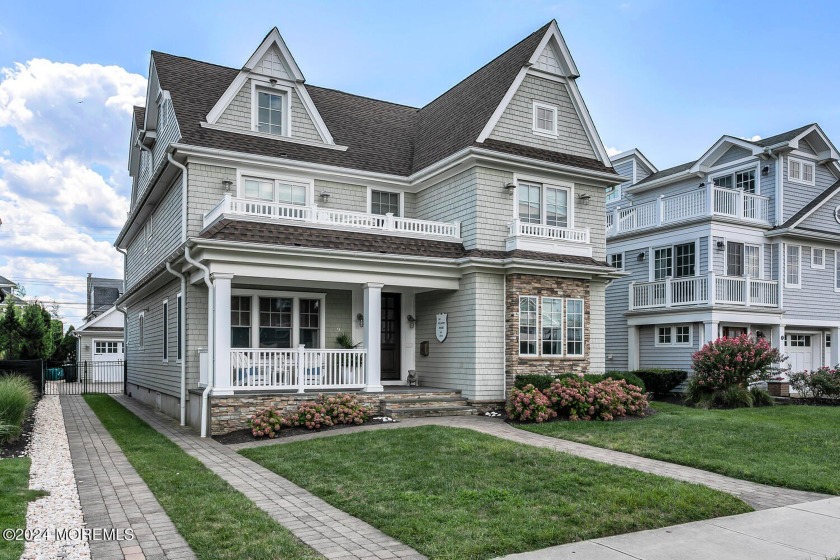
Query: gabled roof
[
  {"left": 0, "top": 275, "right": 15, "bottom": 287},
  {"left": 148, "top": 21, "right": 614, "bottom": 178},
  {"left": 635, "top": 160, "right": 696, "bottom": 186},
  {"left": 752, "top": 124, "right": 815, "bottom": 147},
  {"left": 609, "top": 148, "right": 658, "bottom": 176},
  {"left": 77, "top": 305, "right": 124, "bottom": 333}
]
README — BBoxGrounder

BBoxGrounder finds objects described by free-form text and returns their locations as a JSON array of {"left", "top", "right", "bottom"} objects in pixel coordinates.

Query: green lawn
[
  {"left": 0, "top": 458, "right": 44, "bottom": 560},
  {"left": 519, "top": 402, "right": 840, "bottom": 495},
  {"left": 84, "top": 395, "right": 322, "bottom": 560},
  {"left": 241, "top": 425, "right": 750, "bottom": 560}
]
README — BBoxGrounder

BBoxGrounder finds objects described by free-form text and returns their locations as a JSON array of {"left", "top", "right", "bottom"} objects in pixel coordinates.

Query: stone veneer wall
[{"left": 505, "top": 274, "right": 591, "bottom": 392}]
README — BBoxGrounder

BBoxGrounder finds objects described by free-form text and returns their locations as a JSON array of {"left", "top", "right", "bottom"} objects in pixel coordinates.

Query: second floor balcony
[
  {"left": 506, "top": 219, "right": 592, "bottom": 257},
  {"left": 629, "top": 272, "right": 780, "bottom": 311},
  {"left": 204, "top": 194, "right": 462, "bottom": 241},
  {"left": 606, "top": 186, "right": 771, "bottom": 237}
]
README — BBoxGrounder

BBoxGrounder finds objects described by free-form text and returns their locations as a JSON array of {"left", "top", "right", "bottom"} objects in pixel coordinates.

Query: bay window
[
  {"left": 518, "top": 296, "right": 585, "bottom": 357},
  {"left": 541, "top": 298, "right": 563, "bottom": 356},
  {"left": 517, "top": 181, "right": 570, "bottom": 228}
]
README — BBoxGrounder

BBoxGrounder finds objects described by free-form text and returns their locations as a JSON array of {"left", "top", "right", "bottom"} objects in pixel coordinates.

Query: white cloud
[
  {"left": 750, "top": 135, "right": 762, "bottom": 142},
  {"left": 0, "top": 59, "right": 146, "bottom": 174},
  {"left": 605, "top": 146, "right": 623, "bottom": 157}
]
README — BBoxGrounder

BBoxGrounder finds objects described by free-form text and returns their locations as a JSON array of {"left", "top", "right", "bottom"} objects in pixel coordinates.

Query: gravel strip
[{"left": 22, "top": 396, "right": 91, "bottom": 560}]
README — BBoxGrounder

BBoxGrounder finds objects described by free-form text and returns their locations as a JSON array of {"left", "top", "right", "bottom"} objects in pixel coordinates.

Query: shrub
[
  {"left": 602, "top": 371, "right": 646, "bottom": 392},
  {"left": 543, "top": 378, "right": 591, "bottom": 420},
  {"left": 322, "top": 393, "right": 370, "bottom": 425},
  {"left": 249, "top": 408, "right": 291, "bottom": 438},
  {"left": 514, "top": 372, "right": 646, "bottom": 392},
  {"left": 788, "top": 367, "right": 840, "bottom": 400},
  {"left": 750, "top": 386, "right": 775, "bottom": 407},
  {"left": 513, "top": 374, "right": 562, "bottom": 391},
  {"left": 506, "top": 384, "right": 556, "bottom": 423},
  {"left": 687, "top": 333, "right": 784, "bottom": 408},
  {"left": 291, "top": 400, "right": 334, "bottom": 430},
  {"left": 631, "top": 369, "right": 687, "bottom": 397},
  {"left": 0, "top": 374, "right": 36, "bottom": 444},
  {"left": 541, "top": 378, "right": 648, "bottom": 421}
]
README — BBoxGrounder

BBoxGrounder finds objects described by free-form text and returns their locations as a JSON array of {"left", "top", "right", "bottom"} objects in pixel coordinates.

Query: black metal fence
[{"left": 0, "top": 359, "right": 125, "bottom": 395}]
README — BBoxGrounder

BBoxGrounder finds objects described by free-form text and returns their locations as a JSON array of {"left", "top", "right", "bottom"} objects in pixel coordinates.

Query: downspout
[
  {"left": 166, "top": 259, "right": 187, "bottom": 426},
  {"left": 167, "top": 153, "right": 188, "bottom": 243},
  {"left": 184, "top": 245, "right": 214, "bottom": 438}
]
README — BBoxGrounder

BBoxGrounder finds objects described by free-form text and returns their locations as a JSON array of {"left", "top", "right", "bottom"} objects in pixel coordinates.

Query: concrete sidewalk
[{"left": 496, "top": 497, "right": 840, "bottom": 560}]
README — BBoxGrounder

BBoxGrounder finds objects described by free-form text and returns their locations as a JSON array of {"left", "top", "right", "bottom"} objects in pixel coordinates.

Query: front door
[{"left": 381, "top": 293, "right": 401, "bottom": 381}]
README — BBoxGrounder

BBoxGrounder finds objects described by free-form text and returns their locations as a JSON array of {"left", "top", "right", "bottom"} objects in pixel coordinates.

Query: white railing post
[
  {"left": 385, "top": 212, "right": 396, "bottom": 231},
  {"left": 612, "top": 207, "right": 620, "bottom": 235},
  {"left": 657, "top": 195, "right": 664, "bottom": 225},
  {"left": 628, "top": 282, "right": 635, "bottom": 311},
  {"left": 510, "top": 218, "right": 521, "bottom": 236},
  {"left": 736, "top": 188, "right": 744, "bottom": 219},
  {"left": 223, "top": 192, "right": 232, "bottom": 212},
  {"left": 708, "top": 271, "right": 716, "bottom": 305},
  {"left": 454, "top": 221, "right": 461, "bottom": 239},
  {"left": 309, "top": 204, "right": 319, "bottom": 225},
  {"left": 665, "top": 277, "right": 672, "bottom": 308},
  {"left": 706, "top": 184, "right": 715, "bottom": 216},
  {"left": 745, "top": 275, "right": 752, "bottom": 307},
  {"left": 296, "top": 344, "right": 305, "bottom": 393}
]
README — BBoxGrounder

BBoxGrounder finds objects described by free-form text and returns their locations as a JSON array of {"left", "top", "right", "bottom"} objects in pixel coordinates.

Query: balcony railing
[
  {"left": 629, "top": 273, "right": 779, "bottom": 310},
  {"left": 607, "top": 186, "right": 770, "bottom": 236},
  {"left": 204, "top": 194, "right": 461, "bottom": 240},
  {"left": 200, "top": 346, "right": 368, "bottom": 392},
  {"left": 508, "top": 219, "right": 590, "bottom": 243}
]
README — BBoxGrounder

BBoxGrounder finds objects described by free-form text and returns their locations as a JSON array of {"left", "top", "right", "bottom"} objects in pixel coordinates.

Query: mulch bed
[
  {"left": 214, "top": 417, "right": 399, "bottom": 445},
  {"left": 0, "top": 402, "right": 37, "bottom": 459}
]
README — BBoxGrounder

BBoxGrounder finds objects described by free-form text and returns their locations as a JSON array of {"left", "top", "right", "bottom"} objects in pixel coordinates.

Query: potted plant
[{"left": 336, "top": 332, "right": 363, "bottom": 383}]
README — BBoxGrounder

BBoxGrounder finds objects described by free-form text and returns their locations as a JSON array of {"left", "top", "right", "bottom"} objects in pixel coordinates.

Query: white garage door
[
  {"left": 92, "top": 340, "right": 124, "bottom": 382},
  {"left": 786, "top": 334, "right": 815, "bottom": 373}
]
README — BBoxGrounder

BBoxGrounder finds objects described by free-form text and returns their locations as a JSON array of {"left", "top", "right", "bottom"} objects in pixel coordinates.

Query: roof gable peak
[
  {"left": 527, "top": 20, "right": 580, "bottom": 78},
  {"left": 243, "top": 27, "right": 304, "bottom": 82}
]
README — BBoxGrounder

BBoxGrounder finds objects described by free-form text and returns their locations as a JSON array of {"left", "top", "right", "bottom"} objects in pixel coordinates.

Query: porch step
[
  {"left": 380, "top": 397, "right": 467, "bottom": 409},
  {"left": 382, "top": 405, "right": 476, "bottom": 419}
]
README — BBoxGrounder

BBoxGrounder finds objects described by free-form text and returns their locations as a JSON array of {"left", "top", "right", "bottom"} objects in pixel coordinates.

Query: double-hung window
[
  {"left": 713, "top": 169, "right": 757, "bottom": 194},
  {"left": 371, "top": 190, "right": 400, "bottom": 216},
  {"left": 656, "top": 325, "right": 692, "bottom": 347},
  {"left": 785, "top": 244, "right": 801, "bottom": 288},
  {"left": 789, "top": 157, "right": 815, "bottom": 185},
  {"left": 231, "top": 296, "right": 252, "bottom": 348},
  {"left": 541, "top": 298, "right": 563, "bottom": 356},
  {"left": 517, "top": 181, "right": 570, "bottom": 228},
  {"left": 138, "top": 312, "right": 145, "bottom": 350},
  {"left": 256, "top": 89, "right": 286, "bottom": 135},
  {"left": 259, "top": 297, "right": 293, "bottom": 348},
  {"left": 726, "top": 242, "right": 760, "bottom": 277},
  {"left": 674, "top": 243, "right": 696, "bottom": 278},
  {"left": 566, "top": 299, "right": 584, "bottom": 356},
  {"left": 241, "top": 176, "right": 308, "bottom": 206},
  {"left": 232, "top": 293, "right": 325, "bottom": 349},
  {"left": 653, "top": 247, "right": 673, "bottom": 279},
  {"left": 519, "top": 296, "right": 538, "bottom": 355},
  {"left": 298, "top": 299, "right": 320, "bottom": 349},
  {"left": 609, "top": 253, "right": 623, "bottom": 270},
  {"left": 812, "top": 247, "right": 825, "bottom": 269},
  {"left": 532, "top": 102, "right": 558, "bottom": 136}
]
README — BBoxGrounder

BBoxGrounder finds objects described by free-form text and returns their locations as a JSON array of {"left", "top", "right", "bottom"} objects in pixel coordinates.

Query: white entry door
[{"left": 786, "top": 334, "right": 816, "bottom": 373}]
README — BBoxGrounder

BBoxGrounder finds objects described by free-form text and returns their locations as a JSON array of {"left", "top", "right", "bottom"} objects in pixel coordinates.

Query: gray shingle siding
[
  {"left": 638, "top": 323, "right": 699, "bottom": 370},
  {"left": 187, "top": 163, "right": 236, "bottom": 237},
  {"left": 783, "top": 246, "right": 840, "bottom": 321},
  {"left": 488, "top": 74, "right": 596, "bottom": 159},
  {"left": 135, "top": 95, "right": 181, "bottom": 208},
  {"left": 782, "top": 157, "right": 837, "bottom": 223},
  {"left": 796, "top": 188, "right": 840, "bottom": 232},
  {"left": 713, "top": 145, "right": 751, "bottom": 166}
]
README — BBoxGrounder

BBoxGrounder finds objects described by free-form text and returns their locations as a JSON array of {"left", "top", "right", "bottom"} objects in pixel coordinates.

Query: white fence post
[{"left": 296, "top": 344, "right": 305, "bottom": 393}]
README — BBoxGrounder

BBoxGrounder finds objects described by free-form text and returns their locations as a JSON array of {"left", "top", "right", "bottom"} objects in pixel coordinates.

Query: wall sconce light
[
  {"left": 503, "top": 183, "right": 516, "bottom": 191},
  {"left": 222, "top": 180, "right": 233, "bottom": 192},
  {"left": 716, "top": 240, "right": 725, "bottom": 250},
  {"left": 407, "top": 314, "right": 416, "bottom": 328},
  {"left": 356, "top": 313, "right": 364, "bottom": 328},
  {"left": 762, "top": 165, "right": 770, "bottom": 176},
  {"left": 269, "top": 78, "right": 278, "bottom": 85},
  {"left": 756, "top": 330, "right": 765, "bottom": 339},
  {"left": 698, "top": 182, "right": 706, "bottom": 189},
  {"left": 319, "top": 191, "right": 331, "bottom": 201},
  {"left": 637, "top": 252, "right": 646, "bottom": 261},
  {"left": 577, "top": 193, "right": 591, "bottom": 203}
]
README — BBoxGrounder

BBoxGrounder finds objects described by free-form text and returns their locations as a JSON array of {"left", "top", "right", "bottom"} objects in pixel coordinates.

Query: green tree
[
  {"left": 52, "top": 326, "right": 77, "bottom": 363},
  {"left": 18, "top": 303, "right": 49, "bottom": 359},
  {"left": 0, "top": 300, "right": 20, "bottom": 359}
]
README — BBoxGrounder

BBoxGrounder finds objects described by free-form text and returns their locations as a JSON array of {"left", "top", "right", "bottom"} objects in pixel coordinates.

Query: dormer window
[
  {"left": 532, "top": 102, "right": 558, "bottom": 137},
  {"left": 252, "top": 84, "right": 290, "bottom": 136},
  {"left": 789, "top": 157, "right": 815, "bottom": 186}
]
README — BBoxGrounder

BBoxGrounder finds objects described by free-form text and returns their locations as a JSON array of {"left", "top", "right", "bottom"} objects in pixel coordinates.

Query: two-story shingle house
[
  {"left": 605, "top": 125, "right": 840, "bottom": 379},
  {"left": 116, "top": 21, "right": 623, "bottom": 435}
]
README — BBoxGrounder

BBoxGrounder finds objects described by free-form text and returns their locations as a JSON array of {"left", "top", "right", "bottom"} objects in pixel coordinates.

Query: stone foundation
[{"left": 505, "top": 274, "right": 591, "bottom": 393}]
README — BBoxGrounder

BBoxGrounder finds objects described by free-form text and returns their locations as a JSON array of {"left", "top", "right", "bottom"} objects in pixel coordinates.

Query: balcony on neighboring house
[
  {"left": 506, "top": 219, "right": 592, "bottom": 257},
  {"left": 607, "top": 186, "right": 771, "bottom": 237},
  {"left": 629, "top": 272, "right": 780, "bottom": 311},
  {"left": 203, "top": 194, "right": 462, "bottom": 241}
]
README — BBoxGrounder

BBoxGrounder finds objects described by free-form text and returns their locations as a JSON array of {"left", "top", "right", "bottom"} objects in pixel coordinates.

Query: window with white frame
[
  {"left": 609, "top": 253, "right": 623, "bottom": 270},
  {"left": 653, "top": 247, "right": 672, "bottom": 280},
  {"left": 835, "top": 250, "right": 840, "bottom": 292},
  {"left": 656, "top": 325, "right": 692, "bottom": 347},
  {"left": 605, "top": 184, "right": 621, "bottom": 203},
  {"left": 370, "top": 190, "right": 400, "bottom": 216},
  {"left": 94, "top": 341, "right": 122, "bottom": 354},
  {"left": 812, "top": 247, "right": 825, "bottom": 269},
  {"left": 532, "top": 102, "right": 557, "bottom": 135},
  {"left": 652, "top": 242, "right": 696, "bottom": 280},
  {"left": 259, "top": 297, "right": 293, "bottom": 348},
  {"left": 566, "top": 299, "right": 584, "bottom": 356},
  {"left": 176, "top": 293, "right": 182, "bottom": 361},
  {"left": 519, "top": 296, "right": 538, "bottom": 355},
  {"left": 256, "top": 89, "right": 286, "bottom": 135},
  {"left": 138, "top": 312, "right": 145, "bottom": 349},
  {"left": 241, "top": 176, "right": 307, "bottom": 206},
  {"left": 789, "top": 157, "right": 815, "bottom": 186},
  {"left": 726, "top": 242, "right": 760, "bottom": 278},
  {"left": 232, "top": 293, "right": 325, "bottom": 349},
  {"left": 786, "top": 244, "right": 801, "bottom": 287},
  {"left": 231, "top": 296, "right": 251, "bottom": 348},
  {"left": 713, "top": 169, "right": 757, "bottom": 194},
  {"left": 162, "top": 299, "right": 169, "bottom": 361},
  {"left": 517, "top": 181, "right": 569, "bottom": 228},
  {"left": 298, "top": 299, "right": 320, "bottom": 349},
  {"left": 541, "top": 298, "right": 563, "bottom": 356}
]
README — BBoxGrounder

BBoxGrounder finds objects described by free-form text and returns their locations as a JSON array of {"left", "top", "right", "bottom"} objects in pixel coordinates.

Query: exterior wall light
[
  {"left": 222, "top": 180, "right": 233, "bottom": 192},
  {"left": 407, "top": 314, "right": 416, "bottom": 328},
  {"left": 356, "top": 313, "right": 364, "bottom": 327}
]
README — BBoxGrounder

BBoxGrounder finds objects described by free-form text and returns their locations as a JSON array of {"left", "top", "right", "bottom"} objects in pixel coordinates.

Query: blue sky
[{"left": 1, "top": 0, "right": 839, "bottom": 327}]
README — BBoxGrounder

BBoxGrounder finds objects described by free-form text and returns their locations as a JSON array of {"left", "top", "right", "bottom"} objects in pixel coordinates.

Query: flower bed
[
  {"left": 788, "top": 367, "right": 840, "bottom": 401},
  {"left": 506, "top": 378, "right": 649, "bottom": 423},
  {"left": 249, "top": 393, "right": 371, "bottom": 438}
]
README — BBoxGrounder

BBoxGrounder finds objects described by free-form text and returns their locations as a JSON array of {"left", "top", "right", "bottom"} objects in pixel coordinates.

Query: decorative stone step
[
  {"left": 383, "top": 406, "right": 476, "bottom": 419},
  {"left": 381, "top": 391, "right": 462, "bottom": 401},
  {"left": 381, "top": 397, "right": 468, "bottom": 410}
]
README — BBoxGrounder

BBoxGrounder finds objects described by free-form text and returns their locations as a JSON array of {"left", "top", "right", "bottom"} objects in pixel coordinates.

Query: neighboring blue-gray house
[{"left": 605, "top": 124, "right": 840, "bottom": 377}]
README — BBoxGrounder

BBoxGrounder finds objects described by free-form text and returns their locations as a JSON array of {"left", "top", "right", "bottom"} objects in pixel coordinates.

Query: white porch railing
[
  {"left": 629, "top": 273, "right": 779, "bottom": 310},
  {"left": 204, "top": 194, "right": 461, "bottom": 240},
  {"left": 508, "top": 219, "right": 590, "bottom": 243},
  {"left": 607, "top": 186, "right": 770, "bottom": 236},
  {"left": 226, "top": 347, "right": 367, "bottom": 392}
]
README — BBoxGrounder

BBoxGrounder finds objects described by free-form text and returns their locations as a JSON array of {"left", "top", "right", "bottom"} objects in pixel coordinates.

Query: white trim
[
  {"left": 565, "top": 297, "right": 585, "bottom": 357},
  {"left": 513, "top": 173, "right": 575, "bottom": 228},
  {"left": 608, "top": 251, "right": 624, "bottom": 271},
  {"left": 788, "top": 156, "right": 816, "bottom": 186},
  {"left": 609, "top": 148, "right": 658, "bottom": 174},
  {"left": 162, "top": 298, "right": 169, "bottom": 362},
  {"left": 200, "top": 122, "right": 346, "bottom": 151},
  {"left": 366, "top": 185, "right": 405, "bottom": 217},
  {"left": 532, "top": 101, "right": 558, "bottom": 137},
  {"left": 236, "top": 168, "right": 315, "bottom": 206},
  {"left": 294, "top": 85, "right": 335, "bottom": 144},
  {"left": 243, "top": 27, "right": 305, "bottom": 80},
  {"left": 835, "top": 250, "right": 840, "bottom": 293},
  {"left": 784, "top": 243, "right": 802, "bottom": 289},
  {"left": 690, "top": 136, "right": 764, "bottom": 174},
  {"left": 812, "top": 247, "right": 826, "bottom": 269}
]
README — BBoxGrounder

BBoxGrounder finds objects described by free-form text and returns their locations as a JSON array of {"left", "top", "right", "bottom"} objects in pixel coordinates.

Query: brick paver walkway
[
  {"left": 232, "top": 415, "right": 831, "bottom": 511},
  {"left": 62, "top": 396, "right": 195, "bottom": 560},
  {"left": 113, "top": 395, "right": 426, "bottom": 560}
]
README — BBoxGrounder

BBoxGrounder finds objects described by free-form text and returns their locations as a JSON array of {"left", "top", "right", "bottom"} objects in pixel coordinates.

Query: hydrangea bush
[
  {"left": 249, "top": 393, "right": 372, "bottom": 437},
  {"left": 323, "top": 393, "right": 370, "bottom": 425},
  {"left": 506, "top": 384, "right": 556, "bottom": 423},
  {"left": 687, "top": 333, "right": 783, "bottom": 408},
  {"left": 508, "top": 378, "right": 648, "bottom": 423},
  {"left": 249, "top": 408, "right": 291, "bottom": 439}
]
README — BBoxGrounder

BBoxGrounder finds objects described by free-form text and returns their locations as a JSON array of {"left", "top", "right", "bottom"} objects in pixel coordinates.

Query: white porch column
[
  {"left": 363, "top": 282, "right": 384, "bottom": 392},
  {"left": 212, "top": 273, "right": 234, "bottom": 394},
  {"left": 831, "top": 327, "right": 840, "bottom": 367},
  {"left": 628, "top": 326, "right": 640, "bottom": 371},
  {"left": 704, "top": 321, "right": 720, "bottom": 345},
  {"left": 771, "top": 324, "right": 785, "bottom": 353}
]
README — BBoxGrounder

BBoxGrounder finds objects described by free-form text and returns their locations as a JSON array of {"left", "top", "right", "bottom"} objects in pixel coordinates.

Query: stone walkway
[
  {"left": 113, "top": 395, "right": 426, "bottom": 560},
  {"left": 495, "top": 497, "right": 840, "bottom": 559},
  {"left": 231, "top": 415, "right": 831, "bottom": 511},
  {"left": 62, "top": 396, "right": 195, "bottom": 560}
]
